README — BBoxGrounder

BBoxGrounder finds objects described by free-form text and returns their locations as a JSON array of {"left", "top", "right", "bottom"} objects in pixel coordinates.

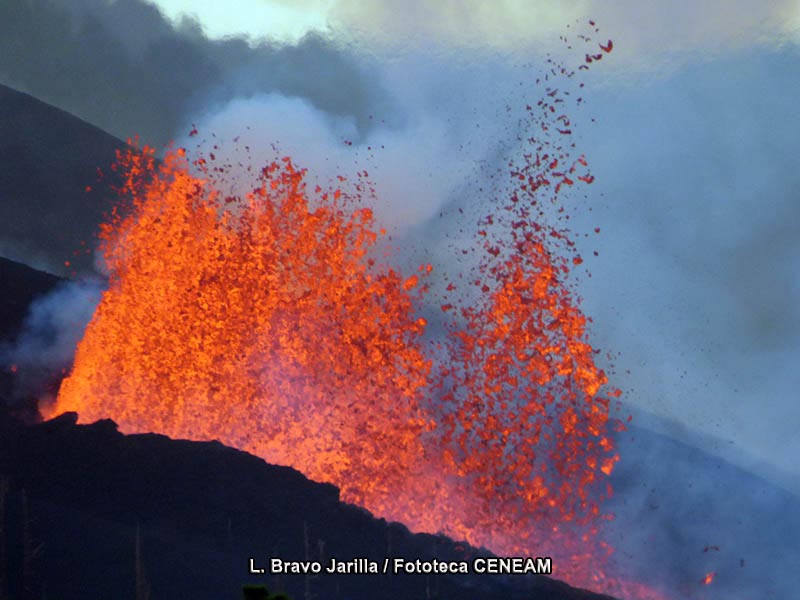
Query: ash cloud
[
  {"left": 0, "top": 0, "right": 387, "bottom": 148},
  {"left": 0, "top": 0, "right": 393, "bottom": 276}
]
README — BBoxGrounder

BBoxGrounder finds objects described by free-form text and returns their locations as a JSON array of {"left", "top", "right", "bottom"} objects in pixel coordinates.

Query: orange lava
[
  {"left": 44, "top": 27, "right": 677, "bottom": 600},
  {"left": 53, "top": 148, "right": 438, "bottom": 513}
]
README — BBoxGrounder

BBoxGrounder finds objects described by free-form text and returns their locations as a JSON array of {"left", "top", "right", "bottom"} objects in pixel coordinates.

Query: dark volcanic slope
[
  {"left": 0, "top": 83, "right": 127, "bottom": 275},
  {"left": 0, "top": 256, "right": 63, "bottom": 408},
  {"left": 0, "top": 256, "right": 61, "bottom": 342},
  {"left": 0, "top": 412, "right": 614, "bottom": 600},
  {"left": 605, "top": 419, "right": 800, "bottom": 599}
]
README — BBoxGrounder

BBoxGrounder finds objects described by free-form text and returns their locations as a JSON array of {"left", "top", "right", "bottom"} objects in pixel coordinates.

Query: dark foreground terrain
[{"left": 0, "top": 407, "right": 616, "bottom": 600}]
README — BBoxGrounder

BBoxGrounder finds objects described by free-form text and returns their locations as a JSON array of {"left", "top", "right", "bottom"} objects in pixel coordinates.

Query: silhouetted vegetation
[{"left": 242, "top": 584, "right": 291, "bottom": 600}]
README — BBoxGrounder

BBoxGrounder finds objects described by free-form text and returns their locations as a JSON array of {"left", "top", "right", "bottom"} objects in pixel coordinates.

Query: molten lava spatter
[
  {"left": 46, "top": 24, "right": 678, "bottom": 600},
  {"left": 54, "top": 148, "right": 438, "bottom": 512}
]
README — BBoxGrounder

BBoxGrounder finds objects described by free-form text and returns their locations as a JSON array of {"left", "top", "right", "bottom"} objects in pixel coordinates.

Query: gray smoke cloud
[
  {"left": 0, "top": 0, "right": 397, "bottom": 276},
  {"left": 0, "top": 0, "right": 388, "bottom": 148}
]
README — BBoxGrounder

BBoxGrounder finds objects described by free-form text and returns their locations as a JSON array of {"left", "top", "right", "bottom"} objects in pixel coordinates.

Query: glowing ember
[
  {"left": 702, "top": 572, "right": 716, "bottom": 585},
  {"left": 43, "top": 24, "right": 679, "bottom": 600}
]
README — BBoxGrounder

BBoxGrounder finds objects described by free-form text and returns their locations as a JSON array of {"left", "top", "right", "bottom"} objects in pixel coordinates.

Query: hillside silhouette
[
  {"left": 0, "top": 83, "right": 127, "bottom": 275},
  {"left": 0, "top": 402, "right": 614, "bottom": 600}
]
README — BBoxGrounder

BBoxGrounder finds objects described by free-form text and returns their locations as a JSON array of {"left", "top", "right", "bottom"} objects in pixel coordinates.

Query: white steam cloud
[
  {"left": 181, "top": 91, "right": 479, "bottom": 234},
  {"left": 1, "top": 279, "right": 104, "bottom": 400}
]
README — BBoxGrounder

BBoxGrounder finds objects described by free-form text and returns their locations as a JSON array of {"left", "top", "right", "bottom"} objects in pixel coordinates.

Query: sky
[{"left": 1, "top": 0, "right": 798, "bottom": 501}]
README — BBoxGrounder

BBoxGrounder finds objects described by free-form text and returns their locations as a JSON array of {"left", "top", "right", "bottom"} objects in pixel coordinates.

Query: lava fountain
[{"left": 44, "top": 27, "right": 673, "bottom": 600}]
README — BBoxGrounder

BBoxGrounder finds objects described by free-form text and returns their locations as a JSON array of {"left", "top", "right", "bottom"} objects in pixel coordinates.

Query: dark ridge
[
  {"left": 0, "top": 410, "right": 616, "bottom": 600},
  {"left": 0, "top": 257, "right": 63, "bottom": 415},
  {"left": 0, "top": 256, "right": 61, "bottom": 342},
  {"left": 605, "top": 418, "right": 800, "bottom": 598},
  {"left": 0, "top": 83, "right": 127, "bottom": 275}
]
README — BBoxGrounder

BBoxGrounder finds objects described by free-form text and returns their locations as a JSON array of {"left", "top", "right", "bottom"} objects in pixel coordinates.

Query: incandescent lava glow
[{"left": 45, "top": 28, "right": 673, "bottom": 600}]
